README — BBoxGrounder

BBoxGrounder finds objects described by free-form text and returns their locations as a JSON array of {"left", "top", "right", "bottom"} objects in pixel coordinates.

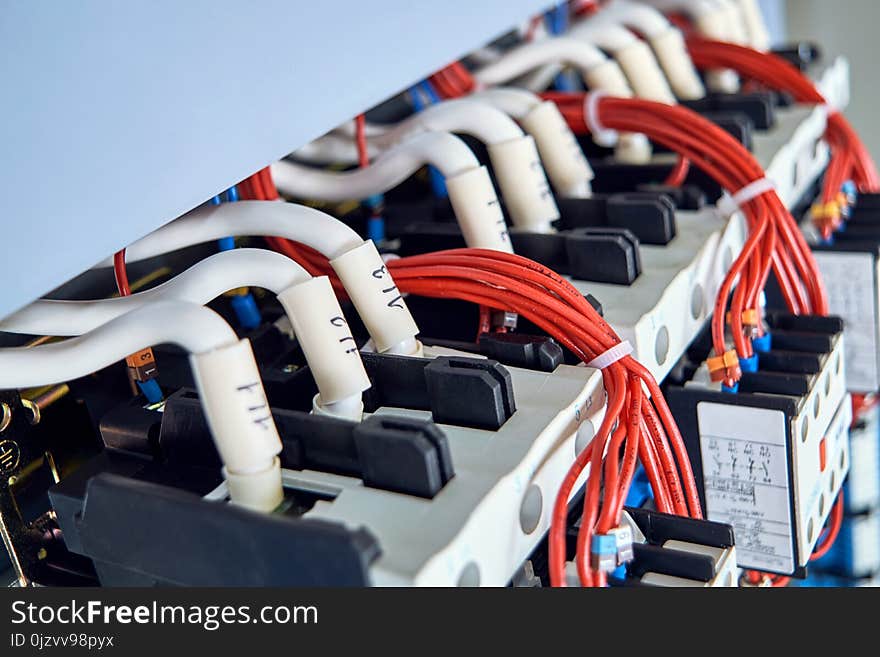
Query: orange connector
[
  {"left": 810, "top": 200, "right": 842, "bottom": 234},
  {"left": 725, "top": 309, "right": 760, "bottom": 327},
  {"left": 707, "top": 349, "right": 742, "bottom": 384}
]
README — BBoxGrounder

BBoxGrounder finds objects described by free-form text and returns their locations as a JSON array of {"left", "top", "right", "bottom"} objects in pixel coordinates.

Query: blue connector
[
  {"left": 215, "top": 185, "right": 263, "bottom": 329},
  {"left": 410, "top": 82, "right": 448, "bottom": 198},
  {"left": 739, "top": 355, "right": 759, "bottom": 373},
  {"left": 367, "top": 216, "right": 385, "bottom": 243},
  {"left": 545, "top": 4, "right": 579, "bottom": 91},
  {"left": 230, "top": 293, "right": 262, "bottom": 330},
  {"left": 363, "top": 193, "right": 386, "bottom": 243},
  {"left": 624, "top": 465, "right": 654, "bottom": 508},
  {"left": 137, "top": 379, "right": 164, "bottom": 404},
  {"left": 590, "top": 533, "right": 618, "bottom": 572},
  {"left": 842, "top": 180, "right": 858, "bottom": 206},
  {"left": 722, "top": 383, "right": 740, "bottom": 394},
  {"left": 752, "top": 332, "right": 772, "bottom": 353}
]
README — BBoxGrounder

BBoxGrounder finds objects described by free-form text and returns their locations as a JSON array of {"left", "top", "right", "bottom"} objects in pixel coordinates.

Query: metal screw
[
  {"left": 281, "top": 364, "right": 298, "bottom": 374},
  {"left": 20, "top": 399, "right": 40, "bottom": 425},
  {"left": 0, "top": 403, "right": 11, "bottom": 433}
]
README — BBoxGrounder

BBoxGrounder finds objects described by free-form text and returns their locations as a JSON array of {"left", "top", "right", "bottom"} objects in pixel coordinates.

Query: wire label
[{"left": 697, "top": 402, "right": 794, "bottom": 574}]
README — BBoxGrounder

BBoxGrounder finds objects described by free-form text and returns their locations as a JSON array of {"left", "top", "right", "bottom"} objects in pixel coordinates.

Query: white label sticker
[
  {"left": 813, "top": 251, "right": 879, "bottom": 391},
  {"left": 697, "top": 402, "right": 794, "bottom": 573}
]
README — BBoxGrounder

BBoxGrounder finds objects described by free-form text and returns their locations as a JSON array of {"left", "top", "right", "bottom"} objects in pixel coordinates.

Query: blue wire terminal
[
  {"left": 216, "top": 185, "right": 262, "bottom": 329},
  {"left": 137, "top": 379, "right": 163, "bottom": 404},
  {"left": 752, "top": 332, "right": 772, "bottom": 353},
  {"left": 546, "top": 4, "right": 578, "bottom": 91},
  {"left": 410, "top": 82, "right": 448, "bottom": 198},
  {"left": 739, "top": 355, "right": 759, "bottom": 373}
]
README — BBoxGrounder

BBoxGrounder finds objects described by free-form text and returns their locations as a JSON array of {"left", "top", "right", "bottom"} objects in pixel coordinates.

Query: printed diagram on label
[{"left": 697, "top": 402, "right": 794, "bottom": 573}]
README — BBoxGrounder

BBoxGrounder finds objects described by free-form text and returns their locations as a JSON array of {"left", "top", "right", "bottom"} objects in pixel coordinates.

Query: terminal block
[
  {"left": 611, "top": 507, "right": 738, "bottom": 588},
  {"left": 666, "top": 314, "right": 850, "bottom": 575}
]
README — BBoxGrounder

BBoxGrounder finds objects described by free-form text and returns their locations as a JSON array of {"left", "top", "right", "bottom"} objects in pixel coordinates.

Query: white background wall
[{"left": 784, "top": 0, "right": 880, "bottom": 159}]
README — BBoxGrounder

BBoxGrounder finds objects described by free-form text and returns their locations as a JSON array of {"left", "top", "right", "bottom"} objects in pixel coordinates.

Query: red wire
[
  {"left": 354, "top": 114, "right": 369, "bottom": 169},
  {"left": 113, "top": 249, "right": 131, "bottom": 297},
  {"left": 263, "top": 244, "right": 704, "bottom": 586},
  {"left": 810, "top": 493, "right": 844, "bottom": 560},
  {"left": 548, "top": 92, "right": 829, "bottom": 380},
  {"left": 664, "top": 155, "right": 691, "bottom": 187}
]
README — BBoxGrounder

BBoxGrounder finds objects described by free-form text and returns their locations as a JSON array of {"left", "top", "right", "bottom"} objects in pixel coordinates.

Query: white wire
[
  {"left": 582, "top": 1, "right": 705, "bottom": 101},
  {"left": 572, "top": 18, "right": 676, "bottom": 103},
  {"left": 468, "top": 88, "right": 541, "bottom": 119},
  {"left": 517, "top": 64, "right": 565, "bottom": 93},
  {"left": 368, "top": 99, "right": 523, "bottom": 148},
  {"left": 271, "top": 131, "right": 479, "bottom": 202},
  {"left": 300, "top": 100, "right": 525, "bottom": 165},
  {"left": 0, "top": 301, "right": 237, "bottom": 389},
  {"left": 2, "top": 249, "right": 309, "bottom": 336},
  {"left": 473, "top": 37, "right": 610, "bottom": 86},
  {"left": 597, "top": 0, "right": 670, "bottom": 38},
  {"left": 571, "top": 16, "right": 640, "bottom": 52},
  {"left": 293, "top": 133, "right": 378, "bottom": 165},
  {"left": 93, "top": 200, "right": 363, "bottom": 267}
]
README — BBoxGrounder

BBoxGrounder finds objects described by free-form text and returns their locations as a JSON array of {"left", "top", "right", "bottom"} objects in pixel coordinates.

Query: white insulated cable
[
  {"left": 473, "top": 37, "right": 633, "bottom": 97},
  {"left": 473, "top": 37, "right": 651, "bottom": 163},
  {"left": 640, "top": 0, "right": 742, "bottom": 92},
  {"left": 271, "top": 131, "right": 479, "bottom": 200},
  {"left": 0, "top": 301, "right": 238, "bottom": 381},
  {"left": 0, "top": 249, "right": 371, "bottom": 421},
  {"left": 368, "top": 99, "right": 524, "bottom": 147},
  {"left": 468, "top": 87, "right": 541, "bottom": 117},
  {"left": 272, "top": 132, "right": 512, "bottom": 252},
  {"left": 97, "top": 200, "right": 363, "bottom": 264},
  {"left": 735, "top": 0, "right": 770, "bottom": 51},
  {"left": 0, "top": 301, "right": 284, "bottom": 512},
  {"left": 3, "top": 249, "right": 311, "bottom": 335},
  {"left": 470, "top": 88, "right": 594, "bottom": 198},
  {"left": 584, "top": 0, "right": 706, "bottom": 99},
  {"left": 91, "top": 201, "right": 423, "bottom": 358},
  {"left": 570, "top": 18, "right": 677, "bottom": 104},
  {"left": 293, "top": 133, "right": 380, "bottom": 165},
  {"left": 363, "top": 100, "right": 558, "bottom": 232}
]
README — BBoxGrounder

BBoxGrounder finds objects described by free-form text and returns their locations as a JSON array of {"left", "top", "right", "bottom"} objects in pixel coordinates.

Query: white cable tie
[
  {"left": 716, "top": 177, "right": 776, "bottom": 218},
  {"left": 587, "top": 340, "right": 633, "bottom": 369},
  {"left": 583, "top": 91, "right": 619, "bottom": 147}
]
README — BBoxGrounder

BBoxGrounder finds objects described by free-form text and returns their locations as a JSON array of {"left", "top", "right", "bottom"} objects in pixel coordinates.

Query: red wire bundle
[
  {"left": 546, "top": 93, "right": 828, "bottom": 388},
  {"left": 677, "top": 40, "right": 880, "bottom": 570},
  {"left": 685, "top": 38, "right": 880, "bottom": 240},
  {"left": 259, "top": 232, "right": 704, "bottom": 585}
]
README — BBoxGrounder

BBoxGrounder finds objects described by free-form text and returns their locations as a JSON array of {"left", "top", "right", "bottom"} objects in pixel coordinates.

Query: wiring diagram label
[
  {"left": 813, "top": 251, "right": 878, "bottom": 391},
  {"left": 697, "top": 402, "right": 794, "bottom": 573}
]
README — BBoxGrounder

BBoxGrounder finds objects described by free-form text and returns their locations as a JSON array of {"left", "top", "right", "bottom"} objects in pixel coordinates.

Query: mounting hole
[
  {"left": 835, "top": 353, "right": 843, "bottom": 375},
  {"left": 829, "top": 470, "right": 837, "bottom": 494},
  {"left": 812, "top": 395, "right": 821, "bottom": 419},
  {"left": 807, "top": 517, "right": 815, "bottom": 543},
  {"left": 818, "top": 492, "right": 826, "bottom": 517},
  {"left": 655, "top": 325, "right": 670, "bottom": 366},
  {"left": 800, "top": 417, "right": 809, "bottom": 443},
  {"left": 520, "top": 484, "right": 543, "bottom": 535},
  {"left": 457, "top": 562, "right": 481, "bottom": 587},
  {"left": 690, "top": 284, "right": 704, "bottom": 320},
  {"left": 722, "top": 246, "right": 734, "bottom": 272},
  {"left": 575, "top": 420, "right": 595, "bottom": 455},
  {"left": 823, "top": 374, "right": 831, "bottom": 397},
  {"left": 839, "top": 449, "right": 847, "bottom": 470}
]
